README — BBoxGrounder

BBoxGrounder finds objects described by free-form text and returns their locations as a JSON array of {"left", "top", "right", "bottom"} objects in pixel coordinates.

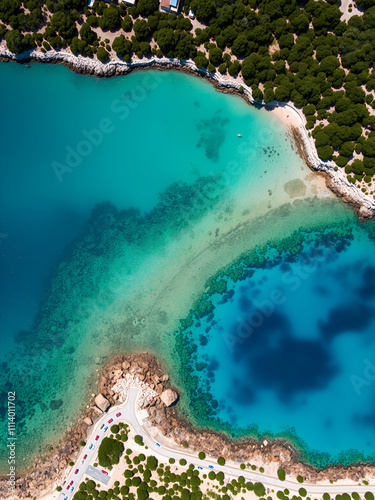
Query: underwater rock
[{"left": 49, "top": 399, "right": 63, "bottom": 411}]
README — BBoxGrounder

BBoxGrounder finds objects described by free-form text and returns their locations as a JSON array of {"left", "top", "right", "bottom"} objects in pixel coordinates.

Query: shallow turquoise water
[{"left": 0, "top": 62, "right": 374, "bottom": 472}]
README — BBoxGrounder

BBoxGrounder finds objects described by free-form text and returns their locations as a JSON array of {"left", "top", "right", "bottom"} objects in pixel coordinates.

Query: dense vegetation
[
  {"left": 70, "top": 443, "right": 373, "bottom": 500},
  {"left": 98, "top": 436, "right": 124, "bottom": 467},
  {"left": 2, "top": 0, "right": 375, "bottom": 188}
]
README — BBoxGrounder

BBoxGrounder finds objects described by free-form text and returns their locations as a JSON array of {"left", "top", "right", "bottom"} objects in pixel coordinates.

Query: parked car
[
  {"left": 74, "top": 469, "right": 79, "bottom": 474},
  {"left": 70, "top": 486, "right": 74, "bottom": 492},
  {"left": 208, "top": 465, "right": 214, "bottom": 469},
  {"left": 108, "top": 418, "right": 113, "bottom": 423},
  {"left": 95, "top": 435, "right": 99, "bottom": 441},
  {"left": 197, "top": 466, "right": 203, "bottom": 470},
  {"left": 83, "top": 454, "right": 87, "bottom": 460},
  {"left": 101, "top": 470, "right": 109, "bottom": 475},
  {"left": 89, "top": 444, "right": 95, "bottom": 450},
  {"left": 104, "top": 426, "right": 108, "bottom": 431},
  {"left": 100, "top": 424, "right": 104, "bottom": 429},
  {"left": 116, "top": 412, "right": 121, "bottom": 417},
  {"left": 156, "top": 443, "right": 161, "bottom": 447}
]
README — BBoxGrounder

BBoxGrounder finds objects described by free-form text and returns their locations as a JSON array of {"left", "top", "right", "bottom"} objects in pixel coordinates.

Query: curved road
[{"left": 58, "top": 388, "right": 373, "bottom": 500}]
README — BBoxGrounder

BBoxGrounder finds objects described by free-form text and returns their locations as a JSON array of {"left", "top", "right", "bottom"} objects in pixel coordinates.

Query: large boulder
[
  {"left": 94, "top": 394, "right": 110, "bottom": 412},
  {"left": 160, "top": 389, "right": 178, "bottom": 407}
]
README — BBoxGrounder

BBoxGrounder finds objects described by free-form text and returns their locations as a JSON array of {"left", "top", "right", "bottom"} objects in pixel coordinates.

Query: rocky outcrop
[
  {"left": 2, "top": 352, "right": 374, "bottom": 499},
  {"left": 112, "top": 373, "right": 158, "bottom": 410},
  {"left": 291, "top": 127, "right": 375, "bottom": 221},
  {"left": 160, "top": 389, "right": 178, "bottom": 407},
  {"left": 94, "top": 393, "right": 110, "bottom": 412}
]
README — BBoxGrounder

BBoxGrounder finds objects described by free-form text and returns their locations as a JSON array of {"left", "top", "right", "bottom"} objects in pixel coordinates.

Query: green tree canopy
[
  {"left": 50, "top": 11, "right": 77, "bottom": 43},
  {"left": 112, "top": 35, "right": 132, "bottom": 58},
  {"left": 99, "top": 6, "right": 121, "bottom": 31},
  {"left": 137, "top": 0, "right": 160, "bottom": 17},
  {"left": 209, "top": 46, "right": 223, "bottom": 66},
  {"left": 98, "top": 437, "right": 124, "bottom": 467},
  {"left": 133, "top": 19, "right": 149, "bottom": 41}
]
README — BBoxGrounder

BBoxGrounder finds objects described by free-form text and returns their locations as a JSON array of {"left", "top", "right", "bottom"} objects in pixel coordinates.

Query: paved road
[
  {"left": 58, "top": 388, "right": 373, "bottom": 500},
  {"left": 58, "top": 395, "right": 131, "bottom": 500}
]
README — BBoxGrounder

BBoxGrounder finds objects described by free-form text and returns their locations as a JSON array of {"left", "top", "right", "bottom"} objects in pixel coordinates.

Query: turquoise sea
[{"left": 0, "top": 62, "right": 374, "bottom": 473}]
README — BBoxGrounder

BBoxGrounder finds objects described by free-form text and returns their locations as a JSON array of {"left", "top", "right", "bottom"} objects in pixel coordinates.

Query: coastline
[
  {"left": 2, "top": 353, "right": 374, "bottom": 500},
  {"left": 2, "top": 49, "right": 375, "bottom": 499},
  {"left": 1, "top": 45, "right": 375, "bottom": 221}
]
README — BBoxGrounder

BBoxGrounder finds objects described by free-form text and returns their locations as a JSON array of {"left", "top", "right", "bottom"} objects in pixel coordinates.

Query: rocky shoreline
[
  {"left": 1, "top": 352, "right": 374, "bottom": 499},
  {"left": 1, "top": 45, "right": 375, "bottom": 220}
]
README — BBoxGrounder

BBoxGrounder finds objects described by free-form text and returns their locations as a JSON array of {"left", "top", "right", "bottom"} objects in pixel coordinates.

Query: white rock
[
  {"left": 160, "top": 389, "right": 178, "bottom": 407},
  {"left": 94, "top": 394, "right": 110, "bottom": 412}
]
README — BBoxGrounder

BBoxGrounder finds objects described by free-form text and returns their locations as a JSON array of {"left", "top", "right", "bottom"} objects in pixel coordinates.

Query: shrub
[
  {"left": 217, "top": 457, "right": 225, "bottom": 466},
  {"left": 252, "top": 87, "right": 264, "bottom": 102},
  {"left": 240, "top": 463, "right": 245, "bottom": 470},
  {"left": 219, "top": 63, "right": 226, "bottom": 74},
  {"left": 228, "top": 60, "right": 241, "bottom": 76},
  {"left": 86, "top": 480, "right": 95, "bottom": 492},
  {"left": 209, "top": 46, "right": 223, "bottom": 66},
  {"left": 254, "top": 482, "right": 266, "bottom": 497},
  {"left": 97, "top": 47, "right": 109, "bottom": 63},
  {"left": 110, "top": 425, "right": 119, "bottom": 434},
  {"left": 198, "top": 452, "right": 206, "bottom": 460},
  {"left": 179, "top": 459, "right": 187, "bottom": 466},
  {"left": 146, "top": 456, "right": 158, "bottom": 470},
  {"left": 297, "top": 475, "right": 304, "bottom": 483},
  {"left": 216, "top": 471, "right": 224, "bottom": 481},
  {"left": 80, "top": 441, "right": 86, "bottom": 447},
  {"left": 134, "top": 435, "right": 143, "bottom": 446},
  {"left": 299, "top": 488, "right": 307, "bottom": 497},
  {"left": 317, "top": 145, "right": 334, "bottom": 161},
  {"left": 334, "top": 155, "right": 349, "bottom": 168},
  {"left": 56, "top": 486, "right": 62, "bottom": 491},
  {"left": 277, "top": 469, "right": 286, "bottom": 481},
  {"left": 69, "top": 461, "right": 74, "bottom": 466}
]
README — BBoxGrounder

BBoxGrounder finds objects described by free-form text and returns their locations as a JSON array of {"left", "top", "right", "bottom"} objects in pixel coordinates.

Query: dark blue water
[{"left": 179, "top": 228, "right": 375, "bottom": 466}]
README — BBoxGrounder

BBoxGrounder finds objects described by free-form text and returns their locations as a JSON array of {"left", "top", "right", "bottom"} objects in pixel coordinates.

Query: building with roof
[{"left": 160, "top": 0, "right": 180, "bottom": 14}]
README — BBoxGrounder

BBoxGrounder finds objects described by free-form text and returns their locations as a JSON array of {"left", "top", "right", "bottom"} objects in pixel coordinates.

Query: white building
[{"left": 160, "top": 0, "right": 180, "bottom": 14}]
